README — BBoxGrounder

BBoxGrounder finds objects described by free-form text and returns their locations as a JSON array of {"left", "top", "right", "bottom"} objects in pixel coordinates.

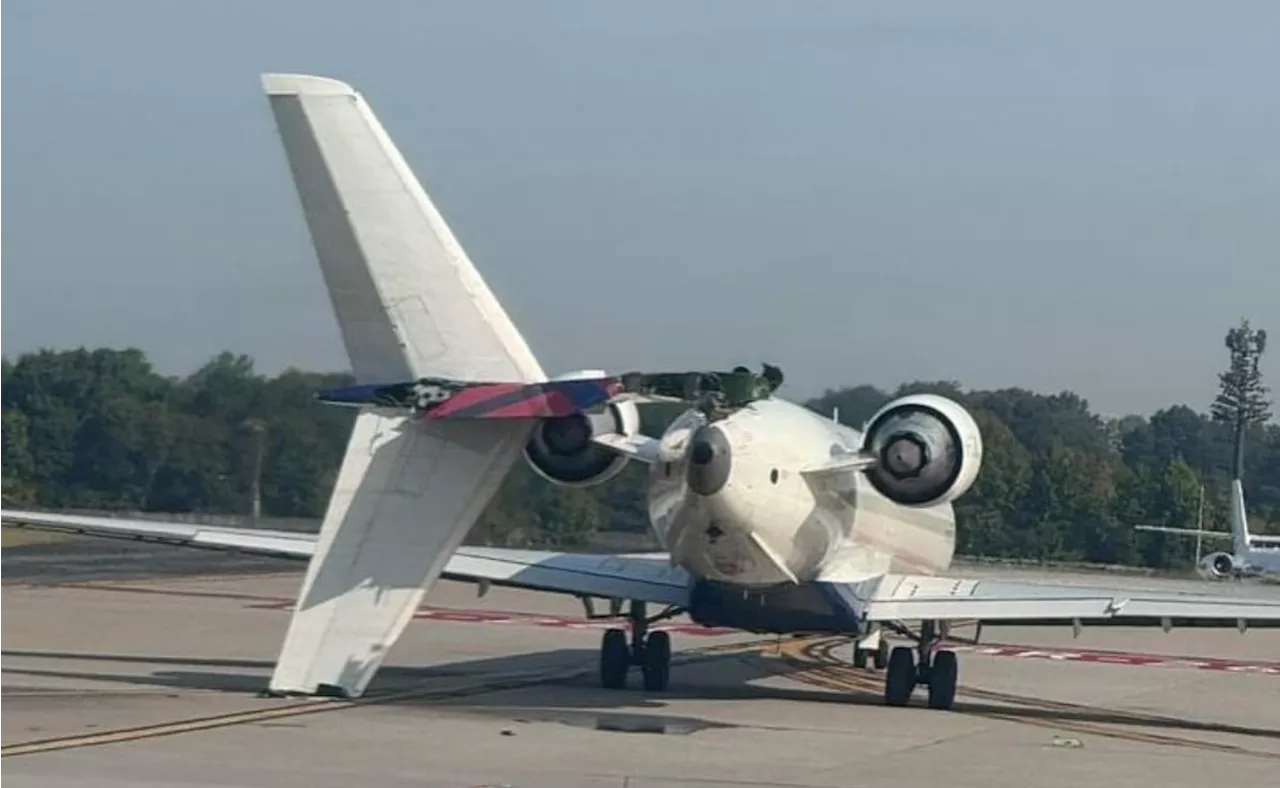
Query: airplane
[
  {"left": 5, "top": 73, "right": 1280, "bottom": 712},
  {"left": 1136, "top": 479, "right": 1280, "bottom": 581}
]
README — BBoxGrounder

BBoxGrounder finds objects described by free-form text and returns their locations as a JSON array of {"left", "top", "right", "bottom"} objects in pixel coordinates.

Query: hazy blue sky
[{"left": 4, "top": 1, "right": 1277, "bottom": 416}]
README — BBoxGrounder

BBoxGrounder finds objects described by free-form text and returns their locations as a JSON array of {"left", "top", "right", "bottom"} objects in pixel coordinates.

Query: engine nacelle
[
  {"left": 1197, "top": 552, "right": 1238, "bottom": 581},
  {"left": 522, "top": 370, "right": 640, "bottom": 488},
  {"left": 860, "top": 394, "right": 983, "bottom": 507}
]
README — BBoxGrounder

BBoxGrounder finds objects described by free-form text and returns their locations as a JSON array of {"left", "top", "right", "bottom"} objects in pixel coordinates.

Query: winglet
[{"left": 261, "top": 73, "right": 356, "bottom": 97}]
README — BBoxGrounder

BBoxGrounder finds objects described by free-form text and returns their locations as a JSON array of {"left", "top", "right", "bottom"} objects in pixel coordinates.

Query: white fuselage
[{"left": 645, "top": 398, "right": 956, "bottom": 588}]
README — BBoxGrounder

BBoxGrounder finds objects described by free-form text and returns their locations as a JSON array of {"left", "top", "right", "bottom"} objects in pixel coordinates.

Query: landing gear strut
[
  {"left": 852, "top": 634, "right": 891, "bottom": 671},
  {"left": 599, "top": 600, "right": 675, "bottom": 692},
  {"left": 883, "top": 620, "right": 958, "bottom": 710}
]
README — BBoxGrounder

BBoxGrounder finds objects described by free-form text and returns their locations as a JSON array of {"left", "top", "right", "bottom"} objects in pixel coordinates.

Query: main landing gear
[
  {"left": 599, "top": 600, "right": 676, "bottom": 692},
  {"left": 882, "top": 620, "right": 958, "bottom": 710}
]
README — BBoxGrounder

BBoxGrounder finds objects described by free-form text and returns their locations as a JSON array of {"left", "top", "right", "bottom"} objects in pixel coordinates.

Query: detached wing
[
  {"left": 840, "top": 573, "right": 1280, "bottom": 628},
  {"left": 0, "top": 510, "right": 690, "bottom": 608}
]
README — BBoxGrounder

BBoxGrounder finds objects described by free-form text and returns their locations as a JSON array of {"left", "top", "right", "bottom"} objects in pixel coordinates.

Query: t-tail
[
  {"left": 1229, "top": 478, "right": 1251, "bottom": 557},
  {"left": 1132, "top": 477, "right": 1276, "bottom": 579}
]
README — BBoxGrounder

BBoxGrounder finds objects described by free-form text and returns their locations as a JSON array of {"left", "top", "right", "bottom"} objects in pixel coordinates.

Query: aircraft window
[{"left": 770, "top": 468, "right": 779, "bottom": 484}]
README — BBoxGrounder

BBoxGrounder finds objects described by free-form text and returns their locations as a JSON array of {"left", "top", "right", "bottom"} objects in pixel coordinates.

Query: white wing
[
  {"left": 260, "top": 73, "right": 553, "bottom": 698},
  {"left": 263, "top": 73, "right": 542, "bottom": 384},
  {"left": 0, "top": 510, "right": 690, "bottom": 608},
  {"left": 838, "top": 573, "right": 1280, "bottom": 628}
]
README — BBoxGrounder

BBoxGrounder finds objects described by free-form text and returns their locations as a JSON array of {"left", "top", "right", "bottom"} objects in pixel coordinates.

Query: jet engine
[
  {"left": 523, "top": 370, "right": 640, "bottom": 487},
  {"left": 1197, "top": 552, "right": 1238, "bottom": 581},
  {"left": 860, "top": 394, "right": 983, "bottom": 507}
]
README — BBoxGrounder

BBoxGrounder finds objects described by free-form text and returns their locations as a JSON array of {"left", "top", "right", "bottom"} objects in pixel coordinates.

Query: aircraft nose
[{"left": 686, "top": 425, "right": 731, "bottom": 496}]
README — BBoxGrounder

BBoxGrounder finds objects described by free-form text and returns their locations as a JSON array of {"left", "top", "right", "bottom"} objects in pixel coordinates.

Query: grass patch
[{"left": 1, "top": 529, "right": 73, "bottom": 548}]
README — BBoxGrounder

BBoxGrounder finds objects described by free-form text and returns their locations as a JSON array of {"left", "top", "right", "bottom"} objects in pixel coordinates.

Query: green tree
[
  {"left": 1211, "top": 318, "right": 1271, "bottom": 479},
  {"left": 2, "top": 409, "right": 37, "bottom": 505},
  {"left": 5, "top": 346, "right": 1279, "bottom": 565}
]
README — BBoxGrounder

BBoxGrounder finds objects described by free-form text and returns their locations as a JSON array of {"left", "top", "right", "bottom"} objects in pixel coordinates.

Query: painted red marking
[
  {"left": 950, "top": 643, "right": 1280, "bottom": 675},
  {"left": 243, "top": 601, "right": 1279, "bottom": 674}
]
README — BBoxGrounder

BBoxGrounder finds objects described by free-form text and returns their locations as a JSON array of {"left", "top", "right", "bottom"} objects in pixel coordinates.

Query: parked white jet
[
  {"left": 1136, "top": 480, "right": 1280, "bottom": 581},
  {"left": 5, "top": 74, "right": 1280, "bottom": 712}
]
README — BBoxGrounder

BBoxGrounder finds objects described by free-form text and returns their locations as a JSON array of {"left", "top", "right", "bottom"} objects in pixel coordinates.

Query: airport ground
[{"left": 3, "top": 537, "right": 1279, "bottom": 788}]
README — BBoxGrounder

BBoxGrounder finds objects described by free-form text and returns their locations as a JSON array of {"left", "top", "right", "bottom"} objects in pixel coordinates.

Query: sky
[{"left": 3, "top": 0, "right": 1278, "bottom": 417}]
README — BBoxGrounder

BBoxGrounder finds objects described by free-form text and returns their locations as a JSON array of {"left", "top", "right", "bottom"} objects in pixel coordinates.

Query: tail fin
[
  {"left": 1229, "top": 478, "right": 1250, "bottom": 556},
  {"left": 262, "top": 74, "right": 543, "bottom": 384}
]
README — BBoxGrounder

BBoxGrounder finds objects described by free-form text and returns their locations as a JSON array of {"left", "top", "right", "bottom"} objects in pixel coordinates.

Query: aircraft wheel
[
  {"left": 641, "top": 631, "right": 672, "bottom": 692},
  {"left": 883, "top": 646, "right": 916, "bottom": 707},
  {"left": 873, "top": 638, "right": 891, "bottom": 670},
  {"left": 600, "top": 628, "right": 630, "bottom": 690},
  {"left": 852, "top": 646, "right": 869, "bottom": 669},
  {"left": 927, "top": 650, "right": 958, "bottom": 710}
]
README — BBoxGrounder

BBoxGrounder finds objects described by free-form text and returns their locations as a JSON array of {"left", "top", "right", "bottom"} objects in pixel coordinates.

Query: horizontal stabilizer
[
  {"left": 316, "top": 364, "right": 791, "bottom": 420},
  {"left": 1134, "top": 524, "right": 1280, "bottom": 547},
  {"left": 1134, "top": 525, "right": 1233, "bottom": 540},
  {"left": 317, "top": 377, "right": 625, "bottom": 420}
]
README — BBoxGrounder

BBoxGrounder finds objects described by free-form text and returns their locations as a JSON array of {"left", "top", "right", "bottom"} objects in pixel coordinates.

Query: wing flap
[
  {"left": 447, "top": 547, "right": 689, "bottom": 606},
  {"left": 857, "top": 573, "right": 1280, "bottom": 626}
]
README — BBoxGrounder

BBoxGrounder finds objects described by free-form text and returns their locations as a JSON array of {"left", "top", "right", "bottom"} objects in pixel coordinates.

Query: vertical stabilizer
[
  {"left": 260, "top": 73, "right": 543, "bottom": 697},
  {"left": 1229, "top": 478, "right": 1251, "bottom": 556}
]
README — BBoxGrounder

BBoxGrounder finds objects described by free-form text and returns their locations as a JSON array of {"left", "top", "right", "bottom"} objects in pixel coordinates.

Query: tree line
[{"left": 3, "top": 321, "right": 1275, "bottom": 568}]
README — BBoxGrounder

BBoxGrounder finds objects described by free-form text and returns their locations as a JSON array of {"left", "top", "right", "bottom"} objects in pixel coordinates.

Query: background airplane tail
[{"left": 1229, "top": 478, "right": 1251, "bottom": 556}]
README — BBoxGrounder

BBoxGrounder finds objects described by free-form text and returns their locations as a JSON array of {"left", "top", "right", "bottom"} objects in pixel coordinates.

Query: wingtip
[{"left": 261, "top": 73, "right": 357, "bottom": 97}]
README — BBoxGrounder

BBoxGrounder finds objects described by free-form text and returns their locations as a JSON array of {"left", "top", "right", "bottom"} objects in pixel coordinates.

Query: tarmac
[{"left": 3, "top": 538, "right": 1279, "bottom": 788}]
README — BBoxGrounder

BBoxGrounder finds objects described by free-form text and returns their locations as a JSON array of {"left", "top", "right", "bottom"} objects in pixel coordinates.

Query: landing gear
[
  {"left": 600, "top": 628, "right": 630, "bottom": 689},
  {"left": 597, "top": 600, "right": 674, "bottom": 692},
  {"left": 884, "top": 646, "right": 916, "bottom": 706},
  {"left": 853, "top": 633, "right": 892, "bottom": 670},
  {"left": 927, "top": 649, "right": 958, "bottom": 710},
  {"left": 642, "top": 630, "right": 671, "bottom": 691},
  {"left": 881, "top": 620, "right": 959, "bottom": 710}
]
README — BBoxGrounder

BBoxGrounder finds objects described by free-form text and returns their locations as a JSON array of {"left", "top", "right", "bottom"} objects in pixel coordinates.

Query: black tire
[
  {"left": 873, "top": 638, "right": 891, "bottom": 670},
  {"left": 600, "top": 628, "right": 630, "bottom": 690},
  {"left": 927, "top": 650, "right": 958, "bottom": 710},
  {"left": 884, "top": 646, "right": 916, "bottom": 707},
  {"left": 853, "top": 647, "right": 869, "bottom": 669},
  {"left": 641, "top": 631, "right": 672, "bottom": 692}
]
